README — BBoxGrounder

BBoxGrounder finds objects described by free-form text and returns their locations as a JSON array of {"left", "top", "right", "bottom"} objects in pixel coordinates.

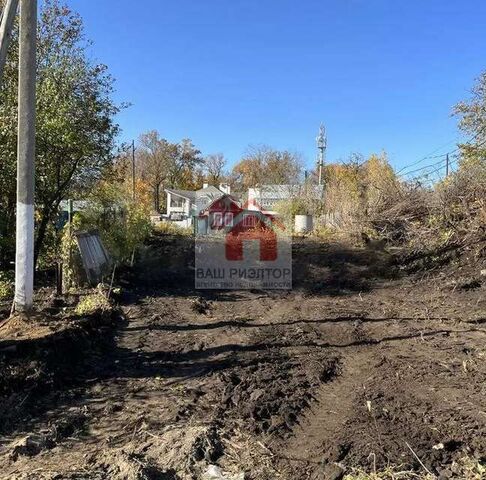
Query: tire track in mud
[
  {"left": 2, "top": 282, "right": 484, "bottom": 479},
  {"left": 279, "top": 350, "right": 374, "bottom": 474},
  {"left": 271, "top": 313, "right": 486, "bottom": 478}
]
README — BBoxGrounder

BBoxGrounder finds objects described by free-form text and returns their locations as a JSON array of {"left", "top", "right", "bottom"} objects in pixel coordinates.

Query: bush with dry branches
[{"left": 367, "top": 160, "right": 485, "bottom": 269}]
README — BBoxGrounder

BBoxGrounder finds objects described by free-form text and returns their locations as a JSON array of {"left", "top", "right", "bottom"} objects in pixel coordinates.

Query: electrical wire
[{"left": 398, "top": 132, "right": 486, "bottom": 179}]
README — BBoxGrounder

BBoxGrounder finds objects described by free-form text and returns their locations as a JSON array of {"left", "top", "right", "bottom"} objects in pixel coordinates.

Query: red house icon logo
[
  {"left": 196, "top": 197, "right": 291, "bottom": 290},
  {"left": 225, "top": 210, "right": 279, "bottom": 261}
]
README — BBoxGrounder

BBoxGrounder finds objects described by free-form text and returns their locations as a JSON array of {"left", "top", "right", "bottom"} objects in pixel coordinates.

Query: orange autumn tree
[{"left": 231, "top": 145, "right": 303, "bottom": 195}]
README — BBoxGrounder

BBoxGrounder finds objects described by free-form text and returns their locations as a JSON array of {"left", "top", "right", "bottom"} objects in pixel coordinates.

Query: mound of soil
[{"left": 0, "top": 308, "right": 121, "bottom": 435}]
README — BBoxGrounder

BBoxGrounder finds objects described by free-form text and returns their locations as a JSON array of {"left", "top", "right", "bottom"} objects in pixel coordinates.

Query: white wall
[
  {"left": 166, "top": 192, "right": 190, "bottom": 216},
  {"left": 247, "top": 188, "right": 260, "bottom": 210},
  {"left": 219, "top": 183, "right": 231, "bottom": 195}
]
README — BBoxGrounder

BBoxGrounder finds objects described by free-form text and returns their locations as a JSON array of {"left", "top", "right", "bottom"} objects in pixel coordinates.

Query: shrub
[
  {"left": 343, "top": 456, "right": 485, "bottom": 479},
  {"left": 60, "top": 214, "right": 85, "bottom": 291},
  {"left": 77, "top": 175, "right": 153, "bottom": 264},
  {"left": 368, "top": 159, "right": 486, "bottom": 253},
  {"left": 0, "top": 271, "right": 14, "bottom": 300},
  {"left": 74, "top": 290, "right": 111, "bottom": 316},
  {"left": 322, "top": 153, "right": 400, "bottom": 240}
]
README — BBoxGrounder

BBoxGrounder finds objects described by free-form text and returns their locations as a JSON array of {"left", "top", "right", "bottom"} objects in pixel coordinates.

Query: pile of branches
[
  {"left": 368, "top": 162, "right": 486, "bottom": 260},
  {"left": 368, "top": 182, "right": 432, "bottom": 244}
]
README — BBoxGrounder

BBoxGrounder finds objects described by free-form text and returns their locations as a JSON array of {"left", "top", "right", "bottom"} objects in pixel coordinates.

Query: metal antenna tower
[{"left": 316, "top": 123, "right": 327, "bottom": 186}]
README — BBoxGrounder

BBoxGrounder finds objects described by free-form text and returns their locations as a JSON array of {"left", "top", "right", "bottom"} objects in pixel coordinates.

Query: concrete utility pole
[
  {"left": 14, "top": 0, "right": 37, "bottom": 313},
  {"left": 445, "top": 153, "right": 450, "bottom": 178},
  {"left": 0, "top": 0, "right": 19, "bottom": 84},
  {"left": 316, "top": 123, "right": 327, "bottom": 186}
]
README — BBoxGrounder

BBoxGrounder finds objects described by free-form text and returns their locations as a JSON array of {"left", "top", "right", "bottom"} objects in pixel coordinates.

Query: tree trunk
[
  {"left": 34, "top": 198, "right": 62, "bottom": 270},
  {"left": 34, "top": 206, "right": 51, "bottom": 269},
  {"left": 155, "top": 183, "right": 161, "bottom": 213}
]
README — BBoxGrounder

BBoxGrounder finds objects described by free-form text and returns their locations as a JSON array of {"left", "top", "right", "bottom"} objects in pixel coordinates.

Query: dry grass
[
  {"left": 74, "top": 290, "right": 111, "bottom": 316},
  {"left": 153, "top": 221, "right": 193, "bottom": 236},
  {"left": 0, "top": 271, "right": 14, "bottom": 300},
  {"left": 344, "top": 457, "right": 486, "bottom": 480}
]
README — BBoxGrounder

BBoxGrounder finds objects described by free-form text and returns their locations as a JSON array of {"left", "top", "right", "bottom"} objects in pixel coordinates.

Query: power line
[
  {"left": 396, "top": 138, "right": 461, "bottom": 174},
  {"left": 398, "top": 133, "right": 486, "bottom": 179},
  {"left": 425, "top": 157, "right": 459, "bottom": 179},
  {"left": 409, "top": 157, "right": 461, "bottom": 185},
  {"left": 399, "top": 155, "right": 450, "bottom": 178}
]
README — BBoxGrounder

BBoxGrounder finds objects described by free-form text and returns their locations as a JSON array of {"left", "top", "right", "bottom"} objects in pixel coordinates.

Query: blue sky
[{"left": 66, "top": 0, "right": 486, "bottom": 172}]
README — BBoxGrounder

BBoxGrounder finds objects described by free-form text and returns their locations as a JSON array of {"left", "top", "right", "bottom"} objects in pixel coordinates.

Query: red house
[
  {"left": 198, "top": 196, "right": 284, "bottom": 261},
  {"left": 198, "top": 194, "right": 241, "bottom": 231}
]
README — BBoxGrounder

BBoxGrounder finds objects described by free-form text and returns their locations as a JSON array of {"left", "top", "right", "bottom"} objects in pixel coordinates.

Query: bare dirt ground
[{"left": 0, "top": 234, "right": 485, "bottom": 479}]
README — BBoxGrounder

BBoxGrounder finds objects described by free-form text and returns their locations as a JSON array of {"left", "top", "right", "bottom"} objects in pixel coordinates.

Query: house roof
[
  {"left": 229, "top": 209, "right": 286, "bottom": 232},
  {"left": 165, "top": 189, "right": 197, "bottom": 202},
  {"left": 250, "top": 184, "right": 324, "bottom": 199},
  {"left": 196, "top": 185, "right": 224, "bottom": 196},
  {"left": 199, "top": 194, "right": 240, "bottom": 216},
  {"left": 165, "top": 185, "right": 227, "bottom": 202},
  {"left": 195, "top": 186, "right": 229, "bottom": 212}
]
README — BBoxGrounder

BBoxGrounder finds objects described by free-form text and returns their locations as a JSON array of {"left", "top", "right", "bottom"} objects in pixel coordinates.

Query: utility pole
[
  {"left": 131, "top": 139, "right": 136, "bottom": 201},
  {"left": 0, "top": 0, "right": 19, "bottom": 85},
  {"left": 316, "top": 123, "right": 327, "bottom": 186},
  {"left": 14, "top": 0, "right": 37, "bottom": 313},
  {"left": 445, "top": 153, "right": 449, "bottom": 178}
]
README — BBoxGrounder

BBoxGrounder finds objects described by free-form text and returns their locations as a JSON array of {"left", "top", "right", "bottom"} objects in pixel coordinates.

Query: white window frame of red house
[
  {"left": 212, "top": 211, "right": 233, "bottom": 228},
  {"left": 224, "top": 212, "right": 233, "bottom": 227},
  {"left": 212, "top": 212, "right": 223, "bottom": 228}
]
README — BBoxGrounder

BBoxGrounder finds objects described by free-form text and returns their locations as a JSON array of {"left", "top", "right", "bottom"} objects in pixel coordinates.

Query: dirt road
[{"left": 0, "top": 235, "right": 485, "bottom": 479}]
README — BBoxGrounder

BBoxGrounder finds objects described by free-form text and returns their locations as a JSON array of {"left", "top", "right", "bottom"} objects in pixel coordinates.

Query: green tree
[
  {"left": 78, "top": 159, "right": 152, "bottom": 264},
  {"left": 454, "top": 71, "right": 486, "bottom": 168},
  {"left": 0, "top": 0, "right": 121, "bottom": 268}
]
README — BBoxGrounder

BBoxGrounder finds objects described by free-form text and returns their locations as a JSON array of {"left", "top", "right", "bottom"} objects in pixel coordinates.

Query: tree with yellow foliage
[{"left": 323, "top": 152, "right": 398, "bottom": 227}]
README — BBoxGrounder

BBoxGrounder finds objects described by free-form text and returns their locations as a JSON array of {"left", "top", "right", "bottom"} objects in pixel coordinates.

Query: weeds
[
  {"left": 344, "top": 468, "right": 434, "bottom": 480},
  {"left": 74, "top": 289, "right": 111, "bottom": 316},
  {"left": 343, "top": 457, "right": 486, "bottom": 480},
  {"left": 0, "top": 271, "right": 14, "bottom": 300},
  {"left": 153, "top": 221, "right": 193, "bottom": 236}
]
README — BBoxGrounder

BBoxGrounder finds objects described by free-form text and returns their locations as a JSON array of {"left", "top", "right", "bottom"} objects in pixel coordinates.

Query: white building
[
  {"left": 247, "top": 184, "right": 323, "bottom": 213},
  {"left": 164, "top": 183, "right": 231, "bottom": 221}
]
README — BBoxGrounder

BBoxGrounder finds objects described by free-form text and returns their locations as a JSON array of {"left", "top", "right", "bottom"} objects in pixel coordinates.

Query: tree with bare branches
[
  {"left": 137, "top": 130, "right": 177, "bottom": 212},
  {"left": 231, "top": 145, "right": 303, "bottom": 193},
  {"left": 204, "top": 153, "right": 226, "bottom": 184}
]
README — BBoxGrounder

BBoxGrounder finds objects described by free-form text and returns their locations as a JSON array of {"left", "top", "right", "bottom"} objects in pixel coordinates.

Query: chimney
[
  {"left": 219, "top": 183, "right": 230, "bottom": 195},
  {"left": 203, "top": 182, "right": 209, "bottom": 189}
]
